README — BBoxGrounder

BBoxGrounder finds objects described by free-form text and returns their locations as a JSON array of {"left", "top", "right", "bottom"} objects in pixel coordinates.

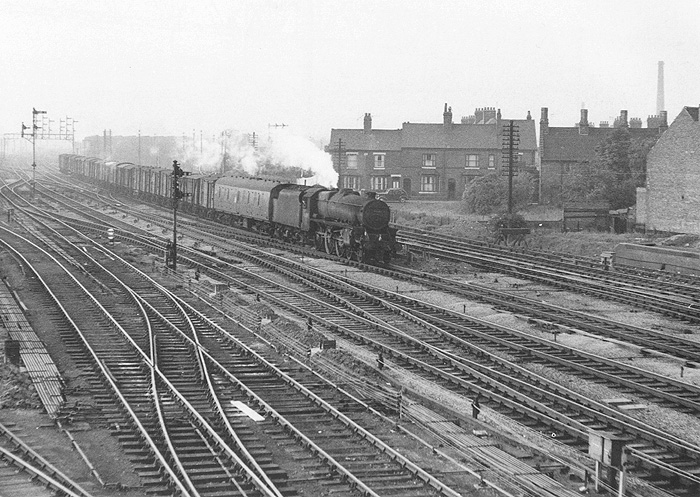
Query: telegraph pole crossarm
[
  {"left": 328, "top": 138, "right": 345, "bottom": 182},
  {"left": 501, "top": 120, "right": 520, "bottom": 215},
  {"left": 498, "top": 120, "right": 529, "bottom": 246}
]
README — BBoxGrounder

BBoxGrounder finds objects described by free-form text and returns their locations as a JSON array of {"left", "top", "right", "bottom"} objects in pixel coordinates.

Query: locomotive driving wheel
[{"left": 323, "top": 230, "right": 334, "bottom": 254}]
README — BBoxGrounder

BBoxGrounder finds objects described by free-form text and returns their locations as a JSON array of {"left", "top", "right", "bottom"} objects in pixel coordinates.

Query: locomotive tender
[{"left": 58, "top": 154, "right": 397, "bottom": 264}]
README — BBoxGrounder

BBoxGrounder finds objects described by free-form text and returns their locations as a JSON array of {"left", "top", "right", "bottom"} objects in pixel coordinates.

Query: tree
[
  {"left": 562, "top": 129, "right": 657, "bottom": 209},
  {"left": 462, "top": 172, "right": 534, "bottom": 215}
]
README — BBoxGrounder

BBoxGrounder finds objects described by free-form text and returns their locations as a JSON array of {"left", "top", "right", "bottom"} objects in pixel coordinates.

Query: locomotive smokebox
[{"left": 316, "top": 190, "right": 390, "bottom": 231}]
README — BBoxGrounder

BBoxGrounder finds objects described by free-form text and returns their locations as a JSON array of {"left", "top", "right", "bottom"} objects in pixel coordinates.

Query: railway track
[
  {"left": 12, "top": 171, "right": 700, "bottom": 494},
  {"left": 397, "top": 226, "right": 700, "bottom": 323},
  {"left": 0, "top": 421, "right": 94, "bottom": 497},
  {"left": 45, "top": 178, "right": 700, "bottom": 334},
  {"left": 143, "top": 240, "right": 700, "bottom": 494},
  {"left": 1, "top": 182, "right": 470, "bottom": 497}
]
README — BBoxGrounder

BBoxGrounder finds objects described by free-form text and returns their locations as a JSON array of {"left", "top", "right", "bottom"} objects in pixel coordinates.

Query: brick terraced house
[
  {"left": 637, "top": 106, "right": 700, "bottom": 234},
  {"left": 539, "top": 108, "right": 667, "bottom": 204},
  {"left": 329, "top": 105, "right": 537, "bottom": 201}
]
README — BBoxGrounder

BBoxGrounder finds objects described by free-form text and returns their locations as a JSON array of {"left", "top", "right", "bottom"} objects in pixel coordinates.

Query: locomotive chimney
[{"left": 363, "top": 113, "right": 372, "bottom": 133}]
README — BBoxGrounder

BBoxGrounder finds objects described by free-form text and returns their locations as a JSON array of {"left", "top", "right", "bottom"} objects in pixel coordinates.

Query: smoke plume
[{"left": 180, "top": 130, "right": 338, "bottom": 188}]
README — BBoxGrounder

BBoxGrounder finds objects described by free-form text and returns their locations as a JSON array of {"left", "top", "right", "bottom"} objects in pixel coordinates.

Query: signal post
[{"left": 170, "top": 160, "right": 190, "bottom": 270}]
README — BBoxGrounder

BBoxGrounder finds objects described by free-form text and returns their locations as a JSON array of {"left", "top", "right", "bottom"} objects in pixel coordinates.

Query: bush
[{"left": 462, "top": 172, "right": 534, "bottom": 215}]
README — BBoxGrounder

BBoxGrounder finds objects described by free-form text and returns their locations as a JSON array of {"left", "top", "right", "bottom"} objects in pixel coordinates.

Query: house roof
[
  {"left": 542, "top": 126, "right": 661, "bottom": 162},
  {"left": 400, "top": 123, "right": 496, "bottom": 149},
  {"left": 330, "top": 117, "right": 537, "bottom": 152},
  {"left": 329, "top": 129, "right": 402, "bottom": 151},
  {"left": 685, "top": 106, "right": 699, "bottom": 122}
]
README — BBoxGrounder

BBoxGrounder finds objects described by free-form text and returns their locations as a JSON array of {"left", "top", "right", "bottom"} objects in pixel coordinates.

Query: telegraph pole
[
  {"left": 248, "top": 132, "right": 258, "bottom": 150},
  {"left": 21, "top": 108, "right": 46, "bottom": 198},
  {"left": 138, "top": 130, "right": 142, "bottom": 165},
  {"left": 501, "top": 120, "right": 520, "bottom": 215},
  {"left": 170, "top": 160, "right": 190, "bottom": 271},
  {"left": 328, "top": 138, "right": 345, "bottom": 188}
]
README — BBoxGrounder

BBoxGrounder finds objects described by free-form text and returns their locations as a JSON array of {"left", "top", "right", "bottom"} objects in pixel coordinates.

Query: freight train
[{"left": 58, "top": 154, "right": 397, "bottom": 264}]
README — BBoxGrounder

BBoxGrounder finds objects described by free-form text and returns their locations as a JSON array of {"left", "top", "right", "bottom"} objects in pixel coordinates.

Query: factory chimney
[{"left": 657, "top": 61, "right": 665, "bottom": 114}]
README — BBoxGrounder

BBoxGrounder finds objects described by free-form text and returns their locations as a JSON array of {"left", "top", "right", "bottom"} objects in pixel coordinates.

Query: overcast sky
[{"left": 2, "top": 0, "right": 698, "bottom": 143}]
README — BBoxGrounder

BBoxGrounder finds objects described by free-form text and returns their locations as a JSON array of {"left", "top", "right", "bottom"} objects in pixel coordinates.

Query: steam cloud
[{"left": 180, "top": 130, "right": 338, "bottom": 189}]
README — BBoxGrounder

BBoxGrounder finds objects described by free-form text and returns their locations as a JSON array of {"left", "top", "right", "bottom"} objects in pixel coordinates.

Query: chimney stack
[
  {"left": 363, "top": 113, "right": 372, "bottom": 133},
  {"left": 660, "top": 110, "right": 668, "bottom": 131},
  {"left": 614, "top": 110, "right": 629, "bottom": 128},
  {"left": 540, "top": 108, "right": 549, "bottom": 132},
  {"left": 579, "top": 109, "right": 589, "bottom": 134},
  {"left": 443, "top": 103, "right": 453, "bottom": 127},
  {"left": 539, "top": 107, "right": 549, "bottom": 155}
]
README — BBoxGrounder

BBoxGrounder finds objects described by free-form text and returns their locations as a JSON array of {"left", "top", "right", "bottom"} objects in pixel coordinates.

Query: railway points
[{"left": 0, "top": 161, "right": 699, "bottom": 495}]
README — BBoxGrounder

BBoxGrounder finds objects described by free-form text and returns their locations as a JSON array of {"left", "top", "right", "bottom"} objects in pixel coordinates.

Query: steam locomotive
[{"left": 58, "top": 154, "right": 397, "bottom": 264}]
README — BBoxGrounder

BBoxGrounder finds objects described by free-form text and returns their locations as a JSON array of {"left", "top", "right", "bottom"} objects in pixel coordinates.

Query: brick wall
[{"left": 644, "top": 110, "right": 700, "bottom": 234}]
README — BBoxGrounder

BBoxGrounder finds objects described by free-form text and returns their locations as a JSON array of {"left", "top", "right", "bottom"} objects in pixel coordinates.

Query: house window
[
  {"left": 422, "top": 153, "right": 436, "bottom": 168},
  {"left": 346, "top": 153, "right": 358, "bottom": 169},
  {"left": 342, "top": 176, "right": 359, "bottom": 190},
  {"left": 391, "top": 177, "right": 401, "bottom": 189},
  {"left": 374, "top": 153, "right": 385, "bottom": 169},
  {"left": 371, "top": 176, "right": 388, "bottom": 191},
  {"left": 466, "top": 154, "right": 479, "bottom": 169},
  {"left": 421, "top": 174, "right": 436, "bottom": 192},
  {"left": 488, "top": 155, "right": 495, "bottom": 169}
]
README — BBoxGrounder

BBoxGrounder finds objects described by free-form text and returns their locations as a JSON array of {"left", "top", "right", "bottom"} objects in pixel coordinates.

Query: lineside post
[{"left": 170, "top": 160, "right": 190, "bottom": 271}]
